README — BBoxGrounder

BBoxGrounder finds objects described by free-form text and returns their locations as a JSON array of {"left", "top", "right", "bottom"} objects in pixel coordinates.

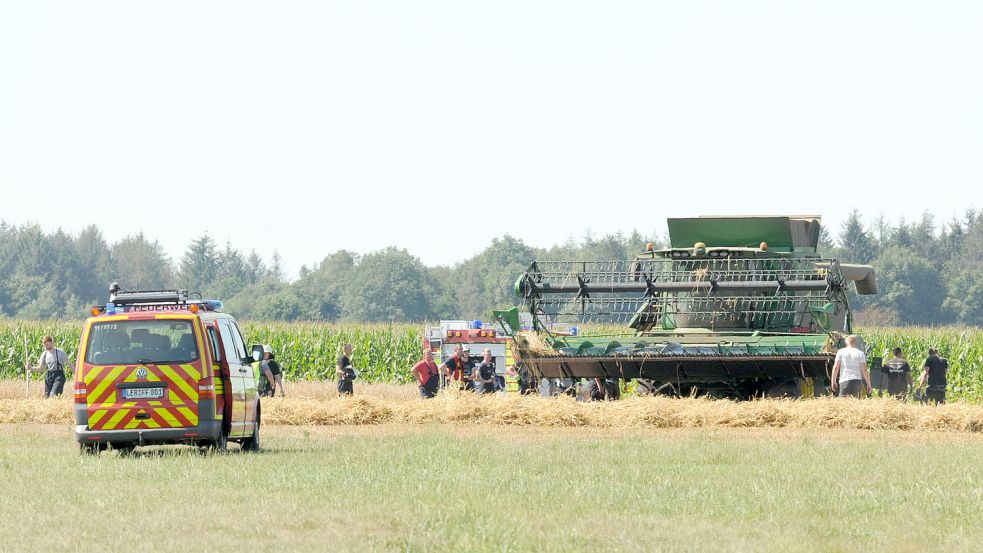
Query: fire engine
[
  {"left": 423, "top": 320, "right": 512, "bottom": 387},
  {"left": 74, "top": 285, "right": 262, "bottom": 454}
]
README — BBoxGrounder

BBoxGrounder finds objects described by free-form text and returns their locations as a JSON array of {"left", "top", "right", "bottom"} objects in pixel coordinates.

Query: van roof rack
[{"left": 110, "top": 289, "right": 194, "bottom": 306}]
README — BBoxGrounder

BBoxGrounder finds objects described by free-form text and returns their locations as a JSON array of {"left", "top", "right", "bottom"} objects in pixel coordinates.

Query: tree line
[{"left": 1, "top": 211, "right": 980, "bottom": 326}]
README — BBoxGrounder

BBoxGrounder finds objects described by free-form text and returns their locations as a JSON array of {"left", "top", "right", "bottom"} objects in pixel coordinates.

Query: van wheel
[
  {"left": 113, "top": 444, "right": 136, "bottom": 457},
  {"left": 242, "top": 409, "right": 261, "bottom": 453},
  {"left": 210, "top": 427, "right": 228, "bottom": 453},
  {"left": 80, "top": 443, "right": 101, "bottom": 456}
]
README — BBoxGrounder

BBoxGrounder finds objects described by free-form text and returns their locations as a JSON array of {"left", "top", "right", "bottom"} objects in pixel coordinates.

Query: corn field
[
  {"left": 0, "top": 320, "right": 980, "bottom": 400},
  {"left": 0, "top": 320, "right": 424, "bottom": 384}
]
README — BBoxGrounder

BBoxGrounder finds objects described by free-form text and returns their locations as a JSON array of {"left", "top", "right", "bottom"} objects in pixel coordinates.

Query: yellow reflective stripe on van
[
  {"left": 124, "top": 417, "right": 161, "bottom": 430},
  {"left": 88, "top": 409, "right": 109, "bottom": 428},
  {"left": 154, "top": 408, "right": 182, "bottom": 427},
  {"left": 177, "top": 407, "right": 197, "bottom": 425},
  {"left": 87, "top": 366, "right": 127, "bottom": 405},
  {"left": 179, "top": 363, "right": 201, "bottom": 382},
  {"left": 159, "top": 364, "right": 197, "bottom": 401},
  {"left": 103, "top": 407, "right": 131, "bottom": 429}
]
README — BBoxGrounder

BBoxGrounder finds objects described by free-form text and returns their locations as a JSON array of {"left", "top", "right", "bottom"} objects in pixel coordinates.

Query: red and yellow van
[{"left": 74, "top": 288, "right": 262, "bottom": 454}]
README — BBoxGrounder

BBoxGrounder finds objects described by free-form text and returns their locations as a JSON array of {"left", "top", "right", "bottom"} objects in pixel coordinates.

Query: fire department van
[{"left": 74, "top": 287, "right": 262, "bottom": 454}]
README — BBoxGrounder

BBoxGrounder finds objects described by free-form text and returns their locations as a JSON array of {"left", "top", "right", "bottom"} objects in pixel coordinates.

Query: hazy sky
[{"left": 2, "top": 1, "right": 980, "bottom": 279}]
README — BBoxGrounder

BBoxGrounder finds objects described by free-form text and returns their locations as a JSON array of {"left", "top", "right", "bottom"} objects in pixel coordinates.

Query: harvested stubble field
[{"left": 3, "top": 380, "right": 983, "bottom": 433}]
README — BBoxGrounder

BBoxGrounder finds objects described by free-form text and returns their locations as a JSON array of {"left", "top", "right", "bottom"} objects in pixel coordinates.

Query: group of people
[
  {"left": 22, "top": 335, "right": 952, "bottom": 404},
  {"left": 411, "top": 344, "right": 504, "bottom": 398},
  {"left": 832, "top": 334, "right": 949, "bottom": 403}
]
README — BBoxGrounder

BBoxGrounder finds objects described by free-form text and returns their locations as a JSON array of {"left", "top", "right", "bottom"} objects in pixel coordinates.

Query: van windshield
[{"left": 85, "top": 320, "right": 199, "bottom": 365}]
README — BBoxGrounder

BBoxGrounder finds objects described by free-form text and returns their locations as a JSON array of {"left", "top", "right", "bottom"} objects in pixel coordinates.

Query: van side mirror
[{"left": 251, "top": 344, "right": 264, "bottom": 362}]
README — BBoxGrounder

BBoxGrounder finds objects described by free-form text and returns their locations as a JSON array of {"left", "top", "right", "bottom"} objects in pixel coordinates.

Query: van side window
[
  {"left": 229, "top": 321, "right": 248, "bottom": 362},
  {"left": 217, "top": 321, "right": 239, "bottom": 364},
  {"left": 207, "top": 326, "right": 221, "bottom": 362}
]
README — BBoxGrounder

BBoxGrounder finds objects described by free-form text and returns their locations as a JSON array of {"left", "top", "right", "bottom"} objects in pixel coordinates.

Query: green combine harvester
[{"left": 495, "top": 216, "right": 878, "bottom": 399}]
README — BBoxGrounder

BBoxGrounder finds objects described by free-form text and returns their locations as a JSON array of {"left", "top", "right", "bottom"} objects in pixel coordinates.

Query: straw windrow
[{"left": 4, "top": 382, "right": 983, "bottom": 433}]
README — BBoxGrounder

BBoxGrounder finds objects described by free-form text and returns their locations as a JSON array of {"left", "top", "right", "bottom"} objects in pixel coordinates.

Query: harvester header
[{"left": 498, "top": 215, "right": 878, "bottom": 398}]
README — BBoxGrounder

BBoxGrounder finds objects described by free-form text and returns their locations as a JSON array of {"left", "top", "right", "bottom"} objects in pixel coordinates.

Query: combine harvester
[{"left": 496, "top": 216, "right": 878, "bottom": 399}]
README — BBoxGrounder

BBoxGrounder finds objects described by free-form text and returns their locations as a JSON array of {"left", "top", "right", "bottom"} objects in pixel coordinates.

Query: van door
[
  {"left": 227, "top": 320, "right": 258, "bottom": 435},
  {"left": 216, "top": 319, "right": 249, "bottom": 438}
]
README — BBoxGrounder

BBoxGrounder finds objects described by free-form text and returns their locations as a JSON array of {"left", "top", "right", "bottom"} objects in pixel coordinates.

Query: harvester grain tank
[{"left": 495, "top": 216, "right": 878, "bottom": 398}]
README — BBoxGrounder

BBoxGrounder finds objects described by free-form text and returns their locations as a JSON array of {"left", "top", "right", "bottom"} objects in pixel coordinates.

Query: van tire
[
  {"left": 242, "top": 405, "right": 261, "bottom": 453},
  {"left": 80, "top": 443, "right": 102, "bottom": 456},
  {"left": 113, "top": 444, "right": 136, "bottom": 456},
  {"left": 210, "top": 427, "right": 228, "bottom": 453}
]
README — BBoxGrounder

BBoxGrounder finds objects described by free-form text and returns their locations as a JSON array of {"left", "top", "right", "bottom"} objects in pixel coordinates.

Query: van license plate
[{"left": 123, "top": 387, "right": 164, "bottom": 399}]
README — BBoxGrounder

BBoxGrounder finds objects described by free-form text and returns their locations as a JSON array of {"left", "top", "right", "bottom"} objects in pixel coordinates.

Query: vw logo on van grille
[{"left": 136, "top": 367, "right": 149, "bottom": 380}]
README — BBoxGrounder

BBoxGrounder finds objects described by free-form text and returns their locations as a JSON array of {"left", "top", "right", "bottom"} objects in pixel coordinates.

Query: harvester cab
[{"left": 502, "top": 216, "right": 878, "bottom": 399}]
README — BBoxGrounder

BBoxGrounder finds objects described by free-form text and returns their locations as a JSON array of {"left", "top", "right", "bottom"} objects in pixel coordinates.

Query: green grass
[{"left": 1, "top": 425, "right": 982, "bottom": 552}]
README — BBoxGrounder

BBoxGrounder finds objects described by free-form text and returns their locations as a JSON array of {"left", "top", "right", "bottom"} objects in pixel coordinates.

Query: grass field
[{"left": 1, "top": 424, "right": 981, "bottom": 552}]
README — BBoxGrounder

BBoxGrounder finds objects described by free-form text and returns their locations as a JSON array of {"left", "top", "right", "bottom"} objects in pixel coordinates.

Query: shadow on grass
[{"left": 105, "top": 445, "right": 285, "bottom": 459}]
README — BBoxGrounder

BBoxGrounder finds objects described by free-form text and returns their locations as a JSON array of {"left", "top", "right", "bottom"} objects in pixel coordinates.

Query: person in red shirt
[{"left": 412, "top": 350, "right": 441, "bottom": 399}]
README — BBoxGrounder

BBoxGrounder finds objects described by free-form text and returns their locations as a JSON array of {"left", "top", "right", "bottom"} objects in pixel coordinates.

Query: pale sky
[{"left": 2, "top": 1, "right": 980, "bottom": 279}]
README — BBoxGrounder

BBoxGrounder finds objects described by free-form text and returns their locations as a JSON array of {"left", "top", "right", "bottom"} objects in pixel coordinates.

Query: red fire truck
[{"left": 423, "top": 320, "right": 512, "bottom": 389}]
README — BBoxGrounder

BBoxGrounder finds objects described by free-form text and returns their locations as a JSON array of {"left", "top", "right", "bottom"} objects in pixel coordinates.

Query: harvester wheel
[{"left": 762, "top": 380, "right": 802, "bottom": 398}]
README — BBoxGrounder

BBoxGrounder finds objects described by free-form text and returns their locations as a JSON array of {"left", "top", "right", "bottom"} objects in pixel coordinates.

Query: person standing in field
[
  {"left": 475, "top": 348, "right": 496, "bottom": 394},
  {"left": 917, "top": 348, "right": 948, "bottom": 405},
  {"left": 442, "top": 344, "right": 464, "bottom": 389},
  {"left": 412, "top": 350, "right": 441, "bottom": 399},
  {"left": 508, "top": 352, "right": 537, "bottom": 396},
  {"left": 830, "top": 334, "right": 872, "bottom": 398},
  {"left": 259, "top": 345, "right": 285, "bottom": 398},
  {"left": 336, "top": 343, "right": 356, "bottom": 396},
  {"left": 26, "top": 335, "right": 75, "bottom": 398},
  {"left": 879, "top": 347, "right": 912, "bottom": 400},
  {"left": 446, "top": 345, "right": 476, "bottom": 391}
]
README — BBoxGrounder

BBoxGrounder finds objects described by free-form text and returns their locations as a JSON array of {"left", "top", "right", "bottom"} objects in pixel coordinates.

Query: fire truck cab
[{"left": 74, "top": 286, "right": 262, "bottom": 454}]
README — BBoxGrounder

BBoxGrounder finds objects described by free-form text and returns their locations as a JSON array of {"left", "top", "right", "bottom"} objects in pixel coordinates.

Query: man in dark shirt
[
  {"left": 457, "top": 346, "right": 476, "bottom": 391},
  {"left": 918, "top": 348, "right": 948, "bottom": 405},
  {"left": 879, "top": 347, "right": 912, "bottom": 400},
  {"left": 475, "top": 348, "right": 496, "bottom": 394},
  {"left": 336, "top": 343, "right": 356, "bottom": 396}
]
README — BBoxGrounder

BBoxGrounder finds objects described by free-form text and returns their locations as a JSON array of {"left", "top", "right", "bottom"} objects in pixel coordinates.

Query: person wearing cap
[
  {"left": 458, "top": 346, "right": 477, "bottom": 391},
  {"left": 444, "top": 344, "right": 476, "bottom": 391},
  {"left": 259, "top": 345, "right": 284, "bottom": 398}
]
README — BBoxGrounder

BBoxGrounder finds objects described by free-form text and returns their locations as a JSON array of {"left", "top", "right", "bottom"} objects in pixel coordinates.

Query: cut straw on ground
[{"left": 3, "top": 380, "right": 983, "bottom": 432}]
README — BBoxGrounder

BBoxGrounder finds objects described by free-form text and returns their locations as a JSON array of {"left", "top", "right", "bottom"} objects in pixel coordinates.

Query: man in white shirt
[
  {"left": 26, "top": 335, "right": 75, "bottom": 398},
  {"left": 830, "top": 334, "right": 871, "bottom": 398}
]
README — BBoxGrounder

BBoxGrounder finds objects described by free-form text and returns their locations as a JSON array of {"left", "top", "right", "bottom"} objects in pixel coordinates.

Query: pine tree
[
  {"left": 837, "top": 210, "right": 875, "bottom": 264},
  {"left": 179, "top": 233, "right": 219, "bottom": 292}
]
